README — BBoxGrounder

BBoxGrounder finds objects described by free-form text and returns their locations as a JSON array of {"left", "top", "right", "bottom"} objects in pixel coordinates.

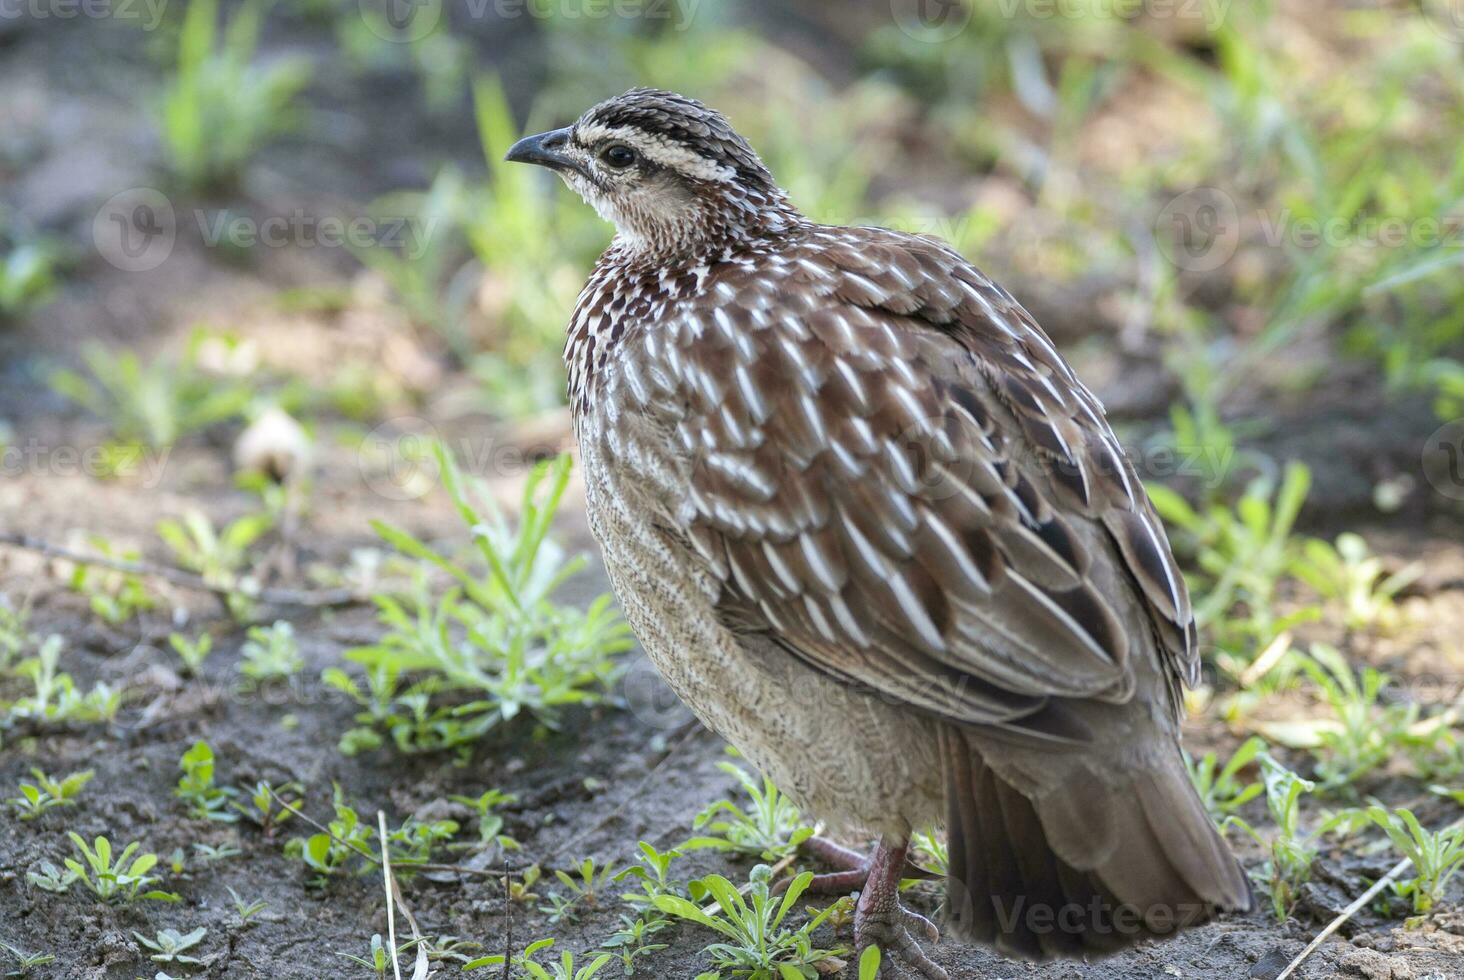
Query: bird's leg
[
  {"left": 782, "top": 836, "right": 940, "bottom": 896},
  {"left": 852, "top": 836, "right": 948, "bottom": 980},
  {"left": 794, "top": 837, "right": 876, "bottom": 894}
]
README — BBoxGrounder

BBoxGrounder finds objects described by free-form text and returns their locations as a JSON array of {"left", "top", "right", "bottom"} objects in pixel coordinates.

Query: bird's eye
[{"left": 600, "top": 144, "right": 638, "bottom": 169}]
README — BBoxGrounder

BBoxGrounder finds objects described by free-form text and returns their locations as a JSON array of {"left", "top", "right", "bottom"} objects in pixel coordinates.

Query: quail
[{"left": 507, "top": 89, "right": 1252, "bottom": 977}]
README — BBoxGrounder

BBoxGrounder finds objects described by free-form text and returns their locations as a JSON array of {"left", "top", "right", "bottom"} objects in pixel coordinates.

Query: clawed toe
[{"left": 854, "top": 919, "right": 949, "bottom": 980}]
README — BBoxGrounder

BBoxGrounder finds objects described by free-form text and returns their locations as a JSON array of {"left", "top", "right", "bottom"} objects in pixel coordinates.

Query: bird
[{"left": 506, "top": 89, "right": 1252, "bottom": 978}]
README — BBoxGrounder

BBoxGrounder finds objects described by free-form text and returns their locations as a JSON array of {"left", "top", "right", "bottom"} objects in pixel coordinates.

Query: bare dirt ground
[{"left": 2, "top": 13, "right": 1464, "bottom": 980}]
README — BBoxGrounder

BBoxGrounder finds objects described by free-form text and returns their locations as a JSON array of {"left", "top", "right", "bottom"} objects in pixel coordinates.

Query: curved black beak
[{"left": 504, "top": 127, "right": 581, "bottom": 175}]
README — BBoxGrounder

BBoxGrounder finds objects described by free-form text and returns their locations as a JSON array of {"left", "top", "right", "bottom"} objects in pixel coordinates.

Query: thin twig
[
  {"left": 500, "top": 873, "right": 512, "bottom": 980},
  {"left": 379, "top": 812, "right": 403, "bottom": 980},
  {"left": 1275, "top": 816, "right": 1464, "bottom": 980},
  {"left": 0, "top": 531, "right": 360, "bottom": 608},
  {"left": 1273, "top": 856, "right": 1411, "bottom": 980}
]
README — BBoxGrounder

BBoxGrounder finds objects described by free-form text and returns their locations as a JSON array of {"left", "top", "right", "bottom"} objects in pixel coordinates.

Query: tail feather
[{"left": 940, "top": 726, "right": 1251, "bottom": 959}]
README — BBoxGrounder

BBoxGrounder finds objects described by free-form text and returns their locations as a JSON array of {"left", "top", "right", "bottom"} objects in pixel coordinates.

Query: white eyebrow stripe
[{"left": 572, "top": 123, "right": 736, "bottom": 182}]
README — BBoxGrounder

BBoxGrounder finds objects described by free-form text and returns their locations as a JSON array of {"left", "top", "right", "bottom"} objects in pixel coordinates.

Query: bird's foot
[{"left": 850, "top": 837, "right": 948, "bottom": 980}]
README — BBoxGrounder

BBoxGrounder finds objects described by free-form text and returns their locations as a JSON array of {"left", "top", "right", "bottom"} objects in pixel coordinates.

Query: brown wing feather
[{"left": 669, "top": 226, "right": 1195, "bottom": 735}]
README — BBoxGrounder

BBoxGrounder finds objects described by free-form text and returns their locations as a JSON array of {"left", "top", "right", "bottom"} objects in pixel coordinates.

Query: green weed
[
  {"left": 465, "top": 938, "right": 613, "bottom": 979},
  {"left": 133, "top": 928, "right": 207, "bottom": 966},
  {"left": 1187, "top": 736, "right": 1265, "bottom": 825},
  {"left": 332, "top": 448, "right": 629, "bottom": 755},
  {"left": 175, "top": 740, "right": 238, "bottom": 822},
  {"left": 158, "top": 0, "right": 312, "bottom": 190},
  {"left": 167, "top": 632, "right": 213, "bottom": 676},
  {"left": 652, "top": 865, "right": 845, "bottom": 979},
  {"left": 239, "top": 620, "right": 303, "bottom": 681},
  {"left": 66, "top": 536, "right": 157, "bottom": 625},
  {"left": 58, "top": 833, "right": 180, "bottom": 904},
  {"left": 1292, "top": 534, "right": 1422, "bottom": 633},
  {"left": 6, "top": 767, "right": 94, "bottom": 821},
  {"left": 684, "top": 761, "right": 814, "bottom": 863},
  {"left": 1301, "top": 645, "right": 1416, "bottom": 792},
  {"left": 1368, "top": 808, "right": 1464, "bottom": 917},
  {"left": 157, "top": 509, "right": 273, "bottom": 620},
  {"left": 1, "top": 635, "right": 121, "bottom": 728},
  {"left": 50, "top": 342, "right": 251, "bottom": 450},
  {"left": 1231, "top": 756, "right": 1320, "bottom": 921}
]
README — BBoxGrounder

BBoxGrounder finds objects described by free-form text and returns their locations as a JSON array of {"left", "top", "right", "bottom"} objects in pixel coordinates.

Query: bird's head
[{"left": 505, "top": 88, "right": 799, "bottom": 259}]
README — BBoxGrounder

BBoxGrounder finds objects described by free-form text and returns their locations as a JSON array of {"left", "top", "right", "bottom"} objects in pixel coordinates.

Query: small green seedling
[
  {"left": 158, "top": 0, "right": 312, "bottom": 191},
  {"left": 614, "top": 841, "right": 688, "bottom": 912},
  {"left": 50, "top": 343, "right": 251, "bottom": 449},
  {"left": 226, "top": 885, "right": 267, "bottom": 925},
  {"left": 238, "top": 621, "right": 302, "bottom": 681},
  {"left": 463, "top": 938, "right": 613, "bottom": 979},
  {"left": 600, "top": 913, "right": 671, "bottom": 975},
  {"left": 175, "top": 740, "right": 238, "bottom": 822},
  {"left": 910, "top": 828, "right": 949, "bottom": 878},
  {"left": 231, "top": 779, "right": 303, "bottom": 835},
  {"left": 2, "top": 635, "right": 121, "bottom": 726},
  {"left": 335, "top": 934, "right": 390, "bottom": 978},
  {"left": 6, "top": 768, "right": 94, "bottom": 820},
  {"left": 1231, "top": 757, "right": 1319, "bottom": 921},
  {"left": 168, "top": 632, "right": 213, "bottom": 676},
  {"left": 157, "top": 510, "right": 271, "bottom": 621},
  {"left": 191, "top": 842, "right": 241, "bottom": 863},
  {"left": 339, "top": 449, "right": 630, "bottom": 756},
  {"left": 447, "top": 788, "right": 518, "bottom": 851},
  {"left": 542, "top": 858, "right": 616, "bottom": 923},
  {"left": 1292, "top": 533, "right": 1421, "bottom": 632},
  {"left": 684, "top": 761, "right": 814, "bottom": 862},
  {"left": 25, "top": 860, "right": 76, "bottom": 893},
  {"left": 62, "top": 833, "right": 179, "bottom": 903},
  {"left": 1187, "top": 737, "right": 1265, "bottom": 824},
  {"left": 1302, "top": 644, "right": 1415, "bottom": 792},
  {"left": 1368, "top": 808, "right": 1464, "bottom": 917},
  {"left": 67, "top": 537, "right": 156, "bottom": 625},
  {"left": 0, "top": 939, "right": 55, "bottom": 975},
  {"left": 133, "top": 928, "right": 207, "bottom": 966}
]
